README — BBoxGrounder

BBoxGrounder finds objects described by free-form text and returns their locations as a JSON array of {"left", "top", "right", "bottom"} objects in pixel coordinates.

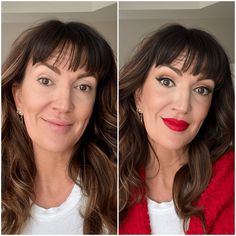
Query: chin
[
  {"left": 35, "top": 140, "right": 74, "bottom": 155},
  {"left": 152, "top": 136, "right": 189, "bottom": 151},
  {"left": 162, "top": 143, "right": 187, "bottom": 151}
]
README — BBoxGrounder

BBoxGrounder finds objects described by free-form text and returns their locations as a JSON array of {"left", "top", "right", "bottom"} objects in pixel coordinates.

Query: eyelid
[
  {"left": 193, "top": 86, "right": 213, "bottom": 96},
  {"left": 155, "top": 76, "right": 176, "bottom": 87},
  {"left": 76, "top": 77, "right": 97, "bottom": 87},
  {"left": 37, "top": 77, "right": 54, "bottom": 86},
  {"left": 74, "top": 84, "right": 92, "bottom": 92}
]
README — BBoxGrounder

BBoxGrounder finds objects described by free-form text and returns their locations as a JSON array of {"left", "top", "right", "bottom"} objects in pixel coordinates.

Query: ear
[
  {"left": 12, "top": 83, "right": 23, "bottom": 111},
  {"left": 134, "top": 88, "right": 143, "bottom": 111}
]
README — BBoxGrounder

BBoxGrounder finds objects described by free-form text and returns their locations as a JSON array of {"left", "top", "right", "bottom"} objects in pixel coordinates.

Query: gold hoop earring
[
  {"left": 17, "top": 110, "right": 24, "bottom": 122},
  {"left": 136, "top": 108, "right": 143, "bottom": 123}
]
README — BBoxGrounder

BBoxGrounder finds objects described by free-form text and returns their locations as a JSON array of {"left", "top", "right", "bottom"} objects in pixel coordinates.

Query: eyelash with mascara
[{"left": 155, "top": 76, "right": 213, "bottom": 96}]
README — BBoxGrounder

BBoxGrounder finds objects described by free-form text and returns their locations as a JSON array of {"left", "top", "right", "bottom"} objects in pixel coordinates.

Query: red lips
[{"left": 162, "top": 118, "right": 189, "bottom": 132}]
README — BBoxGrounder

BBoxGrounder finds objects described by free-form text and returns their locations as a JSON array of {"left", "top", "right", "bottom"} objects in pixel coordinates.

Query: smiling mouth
[
  {"left": 162, "top": 118, "right": 189, "bottom": 132},
  {"left": 41, "top": 118, "right": 73, "bottom": 132},
  {"left": 42, "top": 118, "right": 72, "bottom": 126}
]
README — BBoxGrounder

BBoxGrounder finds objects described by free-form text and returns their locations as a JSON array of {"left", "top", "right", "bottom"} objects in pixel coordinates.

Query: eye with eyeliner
[
  {"left": 155, "top": 76, "right": 214, "bottom": 96},
  {"left": 155, "top": 76, "right": 176, "bottom": 88},
  {"left": 193, "top": 86, "right": 213, "bottom": 96}
]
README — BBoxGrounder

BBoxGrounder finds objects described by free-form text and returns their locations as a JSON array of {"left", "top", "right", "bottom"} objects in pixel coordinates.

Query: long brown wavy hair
[
  {"left": 119, "top": 24, "right": 234, "bottom": 232},
  {"left": 2, "top": 20, "right": 117, "bottom": 234}
]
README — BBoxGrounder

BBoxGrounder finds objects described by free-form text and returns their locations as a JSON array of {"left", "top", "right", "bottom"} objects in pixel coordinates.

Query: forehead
[
  {"left": 169, "top": 56, "right": 185, "bottom": 68},
  {"left": 31, "top": 49, "right": 88, "bottom": 73},
  {"left": 170, "top": 52, "right": 190, "bottom": 66},
  {"left": 164, "top": 53, "right": 202, "bottom": 76},
  {"left": 23, "top": 59, "right": 97, "bottom": 86},
  {"left": 31, "top": 42, "right": 89, "bottom": 70}
]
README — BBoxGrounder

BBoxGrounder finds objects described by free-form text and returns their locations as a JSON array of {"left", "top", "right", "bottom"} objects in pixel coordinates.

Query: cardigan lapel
[{"left": 119, "top": 194, "right": 151, "bottom": 234}]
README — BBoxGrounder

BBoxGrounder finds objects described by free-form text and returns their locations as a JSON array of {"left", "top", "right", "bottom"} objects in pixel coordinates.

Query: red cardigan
[{"left": 119, "top": 151, "right": 234, "bottom": 234}]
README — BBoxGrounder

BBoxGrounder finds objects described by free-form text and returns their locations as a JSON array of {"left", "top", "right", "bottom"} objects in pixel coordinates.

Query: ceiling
[
  {"left": 2, "top": 1, "right": 117, "bottom": 23},
  {"left": 120, "top": 1, "right": 217, "bottom": 10},
  {"left": 2, "top": 2, "right": 233, "bottom": 22},
  {"left": 120, "top": 1, "right": 234, "bottom": 20}
]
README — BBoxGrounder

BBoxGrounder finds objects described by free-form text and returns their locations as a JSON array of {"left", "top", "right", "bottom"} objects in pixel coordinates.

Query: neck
[
  {"left": 145, "top": 143, "right": 187, "bottom": 203},
  {"left": 34, "top": 146, "right": 73, "bottom": 181},
  {"left": 33, "top": 144, "right": 75, "bottom": 208}
]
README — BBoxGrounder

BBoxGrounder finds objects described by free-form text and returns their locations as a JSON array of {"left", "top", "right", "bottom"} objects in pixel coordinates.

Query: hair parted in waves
[
  {"left": 119, "top": 24, "right": 234, "bottom": 232},
  {"left": 2, "top": 20, "right": 117, "bottom": 234}
]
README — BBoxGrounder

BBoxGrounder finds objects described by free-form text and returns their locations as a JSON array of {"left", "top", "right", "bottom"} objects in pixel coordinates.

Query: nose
[
  {"left": 172, "top": 89, "right": 192, "bottom": 114},
  {"left": 52, "top": 86, "right": 74, "bottom": 113}
]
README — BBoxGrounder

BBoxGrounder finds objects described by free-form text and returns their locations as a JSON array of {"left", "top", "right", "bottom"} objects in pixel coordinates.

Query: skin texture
[
  {"left": 13, "top": 57, "right": 97, "bottom": 157},
  {"left": 135, "top": 58, "right": 215, "bottom": 202},
  {"left": 12, "top": 55, "right": 97, "bottom": 208},
  {"left": 135, "top": 58, "right": 214, "bottom": 152}
]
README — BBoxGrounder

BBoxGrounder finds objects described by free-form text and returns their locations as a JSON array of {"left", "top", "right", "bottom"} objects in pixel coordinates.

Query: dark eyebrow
[
  {"left": 77, "top": 72, "right": 96, "bottom": 80},
  {"left": 159, "top": 64, "right": 213, "bottom": 82},
  {"left": 35, "top": 62, "right": 96, "bottom": 80},
  {"left": 36, "top": 62, "right": 61, "bottom": 75}
]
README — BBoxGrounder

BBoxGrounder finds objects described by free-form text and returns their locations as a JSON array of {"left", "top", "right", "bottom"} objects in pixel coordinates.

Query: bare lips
[
  {"left": 47, "top": 120, "right": 71, "bottom": 126},
  {"left": 42, "top": 118, "right": 72, "bottom": 132},
  {"left": 162, "top": 118, "right": 189, "bottom": 132}
]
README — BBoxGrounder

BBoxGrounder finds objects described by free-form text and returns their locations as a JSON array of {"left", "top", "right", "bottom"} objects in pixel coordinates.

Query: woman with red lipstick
[
  {"left": 119, "top": 24, "right": 234, "bottom": 234},
  {"left": 2, "top": 20, "right": 116, "bottom": 234}
]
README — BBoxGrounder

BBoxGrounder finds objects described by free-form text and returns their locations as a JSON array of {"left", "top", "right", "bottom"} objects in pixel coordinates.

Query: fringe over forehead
[
  {"left": 17, "top": 20, "right": 114, "bottom": 79},
  {"left": 147, "top": 24, "right": 231, "bottom": 88}
]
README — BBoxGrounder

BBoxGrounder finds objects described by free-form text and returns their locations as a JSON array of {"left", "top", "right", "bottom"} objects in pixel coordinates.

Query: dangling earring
[
  {"left": 136, "top": 108, "right": 143, "bottom": 123},
  {"left": 17, "top": 109, "right": 24, "bottom": 122}
]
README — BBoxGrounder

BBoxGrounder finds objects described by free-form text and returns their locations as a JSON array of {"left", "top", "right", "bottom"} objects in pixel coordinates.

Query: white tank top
[
  {"left": 22, "top": 183, "right": 85, "bottom": 234},
  {"left": 147, "top": 198, "right": 185, "bottom": 234}
]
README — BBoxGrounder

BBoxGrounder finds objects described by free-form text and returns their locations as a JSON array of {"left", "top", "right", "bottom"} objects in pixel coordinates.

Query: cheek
[
  {"left": 21, "top": 87, "right": 47, "bottom": 114},
  {"left": 141, "top": 89, "right": 172, "bottom": 116},
  {"left": 193, "top": 99, "right": 212, "bottom": 123},
  {"left": 141, "top": 92, "right": 172, "bottom": 139},
  {"left": 74, "top": 96, "right": 95, "bottom": 120},
  {"left": 21, "top": 92, "right": 49, "bottom": 135}
]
